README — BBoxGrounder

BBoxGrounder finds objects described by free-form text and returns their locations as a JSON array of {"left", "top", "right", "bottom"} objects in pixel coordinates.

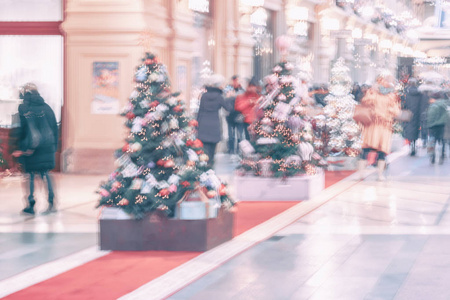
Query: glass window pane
[
  {"left": 0, "top": 0, "right": 62, "bottom": 22},
  {"left": 0, "top": 35, "right": 63, "bottom": 127}
]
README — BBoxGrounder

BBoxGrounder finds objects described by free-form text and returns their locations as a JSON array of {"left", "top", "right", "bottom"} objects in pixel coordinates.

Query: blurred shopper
[
  {"left": 12, "top": 83, "right": 58, "bottom": 215},
  {"left": 358, "top": 74, "right": 400, "bottom": 181},
  {"left": 312, "top": 84, "right": 328, "bottom": 107},
  {"left": 426, "top": 91, "right": 449, "bottom": 164},
  {"left": 402, "top": 78, "right": 427, "bottom": 156},
  {"left": 197, "top": 74, "right": 230, "bottom": 168},
  {"left": 359, "top": 84, "right": 371, "bottom": 101},
  {"left": 418, "top": 82, "right": 438, "bottom": 147},
  {"left": 224, "top": 75, "right": 245, "bottom": 155},
  {"left": 235, "top": 77, "right": 260, "bottom": 140},
  {"left": 224, "top": 75, "right": 245, "bottom": 97},
  {"left": 352, "top": 83, "right": 364, "bottom": 103}
]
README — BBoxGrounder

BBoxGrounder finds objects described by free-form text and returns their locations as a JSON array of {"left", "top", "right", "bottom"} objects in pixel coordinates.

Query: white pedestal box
[
  {"left": 326, "top": 156, "right": 358, "bottom": 171},
  {"left": 234, "top": 170, "right": 325, "bottom": 201}
]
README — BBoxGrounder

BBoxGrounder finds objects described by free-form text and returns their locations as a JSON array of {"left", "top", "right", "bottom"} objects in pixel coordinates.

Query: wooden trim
[{"left": 0, "top": 22, "right": 63, "bottom": 35}]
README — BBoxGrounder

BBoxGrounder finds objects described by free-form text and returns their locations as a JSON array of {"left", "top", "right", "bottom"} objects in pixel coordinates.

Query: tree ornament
[
  {"left": 260, "top": 117, "right": 272, "bottom": 126},
  {"left": 126, "top": 112, "right": 135, "bottom": 120},
  {"left": 188, "top": 120, "right": 198, "bottom": 127},
  {"left": 192, "top": 139, "right": 204, "bottom": 148},
  {"left": 168, "top": 184, "right": 177, "bottom": 193},
  {"left": 164, "top": 159, "right": 175, "bottom": 168},
  {"left": 159, "top": 189, "right": 170, "bottom": 197},
  {"left": 298, "top": 142, "right": 314, "bottom": 161},
  {"left": 130, "top": 142, "right": 142, "bottom": 152},
  {"left": 199, "top": 154, "right": 209, "bottom": 162},
  {"left": 156, "top": 159, "right": 165, "bottom": 167},
  {"left": 99, "top": 188, "right": 110, "bottom": 197},
  {"left": 122, "top": 143, "right": 130, "bottom": 152},
  {"left": 118, "top": 198, "right": 129, "bottom": 206},
  {"left": 206, "top": 190, "right": 217, "bottom": 199},
  {"left": 258, "top": 158, "right": 274, "bottom": 177},
  {"left": 173, "top": 105, "right": 183, "bottom": 113}
]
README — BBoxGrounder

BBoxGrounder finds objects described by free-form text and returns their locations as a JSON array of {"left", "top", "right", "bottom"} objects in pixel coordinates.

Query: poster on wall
[{"left": 91, "top": 62, "right": 120, "bottom": 114}]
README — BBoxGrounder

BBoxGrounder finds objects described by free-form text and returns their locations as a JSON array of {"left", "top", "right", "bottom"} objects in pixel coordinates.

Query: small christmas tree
[
  {"left": 97, "top": 53, "right": 234, "bottom": 219},
  {"left": 313, "top": 58, "right": 361, "bottom": 157},
  {"left": 237, "top": 61, "right": 327, "bottom": 178}
]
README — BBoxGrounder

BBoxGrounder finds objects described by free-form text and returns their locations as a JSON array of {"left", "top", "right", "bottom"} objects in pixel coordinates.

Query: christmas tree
[
  {"left": 313, "top": 58, "right": 361, "bottom": 157},
  {"left": 236, "top": 61, "right": 327, "bottom": 178},
  {"left": 97, "top": 53, "right": 234, "bottom": 219}
]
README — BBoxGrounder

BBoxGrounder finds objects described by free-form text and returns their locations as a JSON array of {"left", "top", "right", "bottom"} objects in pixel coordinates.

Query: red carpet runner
[{"left": 5, "top": 171, "right": 352, "bottom": 300}]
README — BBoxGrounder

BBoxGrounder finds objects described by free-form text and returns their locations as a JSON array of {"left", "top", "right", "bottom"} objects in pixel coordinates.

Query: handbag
[
  {"left": 353, "top": 104, "right": 373, "bottom": 126},
  {"left": 395, "top": 109, "right": 413, "bottom": 122}
]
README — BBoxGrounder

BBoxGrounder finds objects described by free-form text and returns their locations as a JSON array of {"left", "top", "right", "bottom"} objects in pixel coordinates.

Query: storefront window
[
  {"left": 189, "top": 2, "right": 215, "bottom": 115},
  {"left": 0, "top": 0, "right": 63, "bottom": 21},
  {"left": 0, "top": 35, "right": 63, "bottom": 127},
  {"left": 253, "top": 9, "right": 274, "bottom": 82}
]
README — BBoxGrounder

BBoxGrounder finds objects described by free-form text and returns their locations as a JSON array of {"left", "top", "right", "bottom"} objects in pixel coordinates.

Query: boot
[
  {"left": 22, "top": 200, "right": 35, "bottom": 215},
  {"left": 377, "top": 160, "right": 386, "bottom": 181},
  {"left": 410, "top": 141, "right": 416, "bottom": 156},
  {"left": 358, "top": 159, "right": 367, "bottom": 180},
  {"left": 41, "top": 203, "right": 57, "bottom": 215}
]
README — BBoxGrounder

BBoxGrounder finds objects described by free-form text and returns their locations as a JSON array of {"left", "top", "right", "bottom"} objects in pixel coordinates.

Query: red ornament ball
[
  {"left": 156, "top": 159, "right": 165, "bottom": 167},
  {"left": 189, "top": 120, "right": 198, "bottom": 127},
  {"left": 181, "top": 181, "right": 191, "bottom": 188},
  {"left": 150, "top": 100, "right": 160, "bottom": 108},
  {"left": 126, "top": 112, "right": 135, "bottom": 120},
  {"left": 173, "top": 105, "right": 183, "bottom": 113},
  {"left": 159, "top": 189, "right": 170, "bottom": 197},
  {"left": 118, "top": 198, "right": 129, "bottom": 206},
  {"left": 193, "top": 139, "right": 203, "bottom": 148},
  {"left": 122, "top": 144, "right": 130, "bottom": 152}
]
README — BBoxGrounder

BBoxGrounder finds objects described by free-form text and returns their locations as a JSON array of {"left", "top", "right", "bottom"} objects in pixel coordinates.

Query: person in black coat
[
  {"left": 12, "top": 83, "right": 58, "bottom": 215},
  {"left": 402, "top": 78, "right": 427, "bottom": 156},
  {"left": 197, "top": 74, "right": 230, "bottom": 167}
]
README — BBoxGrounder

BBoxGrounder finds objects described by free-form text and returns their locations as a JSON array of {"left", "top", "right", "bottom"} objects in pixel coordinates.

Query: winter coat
[
  {"left": 427, "top": 99, "right": 449, "bottom": 128},
  {"left": 235, "top": 91, "right": 260, "bottom": 124},
  {"left": 402, "top": 86, "right": 426, "bottom": 141},
  {"left": 18, "top": 92, "right": 58, "bottom": 172},
  {"left": 197, "top": 87, "right": 229, "bottom": 143},
  {"left": 361, "top": 88, "right": 401, "bottom": 154},
  {"left": 444, "top": 106, "right": 450, "bottom": 140}
]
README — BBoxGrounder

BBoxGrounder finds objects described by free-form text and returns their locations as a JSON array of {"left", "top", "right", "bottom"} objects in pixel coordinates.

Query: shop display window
[
  {"left": 0, "top": 35, "right": 63, "bottom": 128},
  {"left": 0, "top": 0, "right": 62, "bottom": 22}
]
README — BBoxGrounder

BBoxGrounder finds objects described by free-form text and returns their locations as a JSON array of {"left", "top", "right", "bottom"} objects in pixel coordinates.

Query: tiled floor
[
  {"left": 169, "top": 149, "right": 450, "bottom": 300},
  {"left": 2, "top": 149, "right": 450, "bottom": 300}
]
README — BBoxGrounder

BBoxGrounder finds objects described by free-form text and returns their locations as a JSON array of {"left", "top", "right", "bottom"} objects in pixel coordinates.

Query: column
[{"left": 61, "top": 0, "right": 146, "bottom": 173}]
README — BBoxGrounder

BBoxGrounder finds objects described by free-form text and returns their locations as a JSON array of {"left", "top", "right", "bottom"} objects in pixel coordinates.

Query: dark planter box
[{"left": 99, "top": 208, "right": 234, "bottom": 251}]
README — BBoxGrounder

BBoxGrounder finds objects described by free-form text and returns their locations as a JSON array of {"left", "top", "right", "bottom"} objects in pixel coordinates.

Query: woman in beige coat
[{"left": 358, "top": 74, "right": 401, "bottom": 180}]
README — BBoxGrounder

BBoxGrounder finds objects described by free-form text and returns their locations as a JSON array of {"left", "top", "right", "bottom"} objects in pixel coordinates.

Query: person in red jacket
[{"left": 235, "top": 78, "right": 260, "bottom": 140}]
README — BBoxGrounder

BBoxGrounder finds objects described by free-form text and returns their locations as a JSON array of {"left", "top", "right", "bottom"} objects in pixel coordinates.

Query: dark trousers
[
  {"left": 361, "top": 148, "right": 386, "bottom": 162},
  {"left": 227, "top": 121, "right": 244, "bottom": 154},
  {"left": 203, "top": 142, "right": 217, "bottom": 167},
  {"left": 27, "top": 171, "right": 54, "bottom": 206},
  {"left": 428, "top": 125, "right": 445, "bottom": 156},
  {"left": 243, "top": 123, "right": 250, "bottom": 140}
]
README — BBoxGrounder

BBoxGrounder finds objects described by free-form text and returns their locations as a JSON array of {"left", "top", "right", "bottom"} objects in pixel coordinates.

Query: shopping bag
[{"left": 353, "top": 104, "right": 373, "bottom": 126}]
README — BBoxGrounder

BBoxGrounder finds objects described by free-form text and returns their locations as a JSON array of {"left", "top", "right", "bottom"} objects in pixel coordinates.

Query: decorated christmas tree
[
  {"left": 236, "top": 60, "right": 327, "bottom": 178},
  {"left": 313, "top": 58, "right": 361, "bottom": 157},
  {"left": 97, "top": 53, "right": 234, "bottom": 219}
]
